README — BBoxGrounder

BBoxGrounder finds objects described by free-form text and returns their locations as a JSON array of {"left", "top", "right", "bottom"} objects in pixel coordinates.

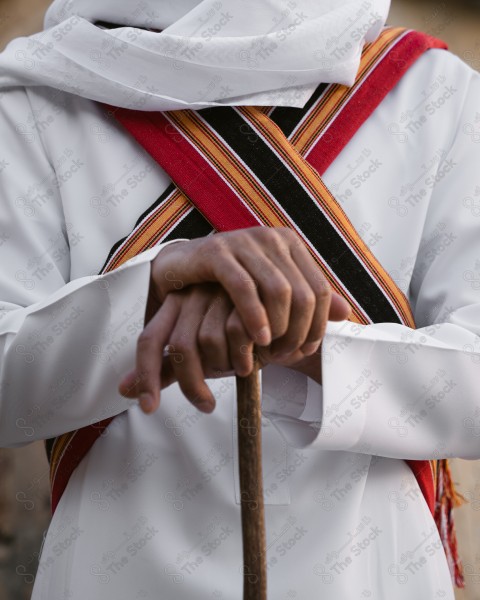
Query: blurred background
[{"left": 1, "top": 0, "right": 480, "bottom": 598}]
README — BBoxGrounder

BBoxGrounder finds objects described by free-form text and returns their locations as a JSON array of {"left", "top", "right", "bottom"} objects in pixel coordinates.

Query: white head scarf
[{"left": 0, "top": 0, "right": 390, "bottom": 110}]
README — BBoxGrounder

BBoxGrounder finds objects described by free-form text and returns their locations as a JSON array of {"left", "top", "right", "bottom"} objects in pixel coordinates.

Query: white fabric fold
[{"left": 0, "top": 0, "right": 390, "bottom": 110}]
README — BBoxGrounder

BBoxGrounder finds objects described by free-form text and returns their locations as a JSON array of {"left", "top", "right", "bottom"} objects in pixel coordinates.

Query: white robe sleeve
[
  {"left": 0, "top": 88, "right": 182, "bottom": 447},
  {"left": 262, "top": 59, "right": 480, "bottom": 462}
]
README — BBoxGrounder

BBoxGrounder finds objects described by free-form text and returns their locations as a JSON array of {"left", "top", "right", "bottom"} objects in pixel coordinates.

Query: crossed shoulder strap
[{"left": 46, "top": 27, "right": 464, "bottom": 587}]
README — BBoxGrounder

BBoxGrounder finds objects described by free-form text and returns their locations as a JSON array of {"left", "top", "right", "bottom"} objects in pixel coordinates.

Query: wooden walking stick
[{"left": 236, "top": 353, "right": 267, "bottom": 600}]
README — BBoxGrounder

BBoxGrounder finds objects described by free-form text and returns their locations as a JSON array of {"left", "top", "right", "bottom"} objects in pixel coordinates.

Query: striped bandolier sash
[{"left": 46, "top": 27, "right": 465, "bottom": 586}]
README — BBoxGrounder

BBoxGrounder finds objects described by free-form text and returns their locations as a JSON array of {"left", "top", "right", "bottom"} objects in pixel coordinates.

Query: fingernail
[
  {"left": 257, "top": 325, "right": 271, "bottom": 346},
  {"left": 302, "top": 341, "right": 321, "bottom": 355},
  {"left": 120, "top": 370, "right": 136, "bottom": 390},
  {"left": 340, "top": 297, "right": 352, "bottom": 314},
  {"left": 199, "top": 401, "right": 214, "bottom": 413},
  {"left": 119, "top": 383, "right": 132, "bottom": 397},
  {"left": 236, "top": 366, "right": 251, "bottom": 378},
  {"left": 139, "top": 393, "right": 153, "bottom": 413}
]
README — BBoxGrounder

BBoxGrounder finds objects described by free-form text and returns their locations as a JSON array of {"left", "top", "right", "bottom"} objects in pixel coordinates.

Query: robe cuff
[
  {"left": 261, "top": 362, "right": 324, "bottom": 448},
  {"left": 284, "top": 321, "right": 371, "bottom": 452},
  {"left": 261, "top": 321, "right": 372, "bottom": 450}
]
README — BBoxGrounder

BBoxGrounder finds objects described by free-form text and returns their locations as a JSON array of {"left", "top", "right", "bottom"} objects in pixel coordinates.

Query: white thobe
[{"left": 1, "top": 47, "right": 480, "bottom": 599}]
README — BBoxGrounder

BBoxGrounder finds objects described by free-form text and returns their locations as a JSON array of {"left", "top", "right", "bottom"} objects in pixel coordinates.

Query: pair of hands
[{"left": 118, "top": 227, "right": 352, "bottom": 414}]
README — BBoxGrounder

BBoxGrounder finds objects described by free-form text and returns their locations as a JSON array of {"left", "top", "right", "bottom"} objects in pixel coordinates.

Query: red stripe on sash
[
  {"left": 51, "top": 418, "right": 113, "bottom": 513},
  {"left": 111, "top": 109, "right": 261, "bottom": 232},
  {"left": 307, "top": 31, "right": 448, "bottom": 174},
  {"left": 407, "top": 459, "right": 435, "bottom": 514}
]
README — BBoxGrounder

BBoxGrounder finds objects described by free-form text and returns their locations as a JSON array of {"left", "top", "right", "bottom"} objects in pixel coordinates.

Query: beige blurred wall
[
  {"left": 0, "top": 0, "right": 51, "bottom": 50},
  {"left": 1, "top": 1, "right": 480, "bottom": 599},
  {"left": 0, "top": 5, "right": 53, "bottom": 600}
]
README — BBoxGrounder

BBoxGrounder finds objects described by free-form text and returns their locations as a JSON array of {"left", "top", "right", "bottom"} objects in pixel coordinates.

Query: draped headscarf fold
[{"left": 0, "top": 0, "right": 390, "bottom": 110}]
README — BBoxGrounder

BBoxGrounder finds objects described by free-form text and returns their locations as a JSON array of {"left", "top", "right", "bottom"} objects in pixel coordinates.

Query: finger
[
  {"left": 289, "top": 240, "right": 342, "bottom": 353},
  {"left": 231, "top": 231, "right": 294, "bottom": 342},
  {"left": 118, "top": 294, "right": 181, "bottom": 414},
  {"left": 198, "top": 289, "right": 234, "bottom": 376},
  {"left": 237, "top": 248, "right": 293, "bottom": 342},
  {"left": 120, "top": 353, "right": 178, "bottom": 395},
  {"left": 118, "top": 368, "right": 143, "bottom": 395},
  {"left": 167, "top": 290, "right": 217, "bottom": 412},
  {"left": 159, "top": 355, "right": 180, "bottom": 390},
  {"left": 226, "top": 309, "right": 255, "bottom": 377},
  {"left": 260, "top": 253, "right": 317, "bottom": 358},
  {"left": 329, "top": 293, "right": 352, "bottom": 321},
  {"left": 210, "top": 251, "right": 272, "bottom": 346},
  {"left": 152, "top": 236, "right": 272, "bottom": 345}
]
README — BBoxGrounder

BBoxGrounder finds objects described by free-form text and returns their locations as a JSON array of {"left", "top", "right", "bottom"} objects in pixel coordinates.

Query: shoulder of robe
[
  {"left": 0, "top": 85, "right": 68, "bottom": 302},
  {"left": 0, "top": 85, "right": 40, "bottom": 140},
  {"left": 415, "top": 48, "right": 480, "bottom": 143},
  {"left": 374, "top": 46, "right": 480, "bottom": 161},
  {"left": 0, "top": 87, "right": 53, "bottom": 192},
  {"left": 400, "top": 47, "right": 479, "bottom": 111},
  {"left": 20, "top": 85, "right": 129, "bottom": 162}
]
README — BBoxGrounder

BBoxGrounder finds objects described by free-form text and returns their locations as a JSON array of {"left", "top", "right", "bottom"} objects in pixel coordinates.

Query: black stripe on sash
[
  {"left": 99, "top": 183, "right": 214, "bottom": 275},
  {"left": 268, "top": 82, "right": 330, "bottom": 138},
  {"left": 99, "top": 183, "right": 176, "bottom": 274},
  {"left": 163, "top": 209, "right": 214, "bottom": 242},
  {"left": 45, "top": 437, "right": 55, "bottom": 463},
  {"left": 198, "top": 106, "right": 401, "bottom": 324}
]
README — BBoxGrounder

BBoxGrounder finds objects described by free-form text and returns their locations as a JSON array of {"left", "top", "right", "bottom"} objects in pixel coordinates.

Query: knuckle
[
  {"left": 236, "top": 268, "right": 258, "bottom": 291},
  {"left": 137, "top": 331, "right": 154, "bottom": 348},
  {"left": 175, "top": 342, "right": 194, "bottom": 360},
  {"left": 260, "top": 226, "right": 284, "bottom": 248},
  {"left": 279, "top": 226, "right": 297, "bottom": 241},
  {"left": 269, "top": 278, "right": 291, "bottom": 303},
  {"left": 294, "top": 287, "right": 316, "bottom": 311},
  {"left": 168, "top": 337, "right": 191, "bottom": 360},
  {"left": 168, "top": 334, "right": 182, "bottom": 350},
  {"left": 199, "top": 329, "right": 222, "bottom": 350},
  {"left": 314, "top": 281, "right": 331, "bottom": 301},
  {"left": 226, "top": 318, "right": 245, "bottom": 338},
  {"left": 312, "top": 271, "right": 331, "bottom": 293},
  {"left": 272, "top": 227, "right": 298, "bottom": 250},
  {"left": 272, "top": 234, "right": 289, "bottom": 254},
  {"left": 202, "top": 234, "right": 226, "bottom": 260},
  {"left": 209, "top": 235, "right": 224, "bottom": 253}
]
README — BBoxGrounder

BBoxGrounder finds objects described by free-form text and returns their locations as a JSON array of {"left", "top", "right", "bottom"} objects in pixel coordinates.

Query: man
[{"left": 0, "top": 0, "right": 479, "bottom": 597}]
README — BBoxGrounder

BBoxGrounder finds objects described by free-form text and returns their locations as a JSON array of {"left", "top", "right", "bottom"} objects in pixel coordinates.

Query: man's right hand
[
  {"left": 150, "top": 226, "right": 350, "bottom": 353},
  {"left": 122, "top": 226, "right": 352, "bottom": 412}
]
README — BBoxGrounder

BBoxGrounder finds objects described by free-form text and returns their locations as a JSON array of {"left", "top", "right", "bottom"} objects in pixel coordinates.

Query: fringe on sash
[{"left": 435, "top": 459, "right": 466, "bottom": 588}]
